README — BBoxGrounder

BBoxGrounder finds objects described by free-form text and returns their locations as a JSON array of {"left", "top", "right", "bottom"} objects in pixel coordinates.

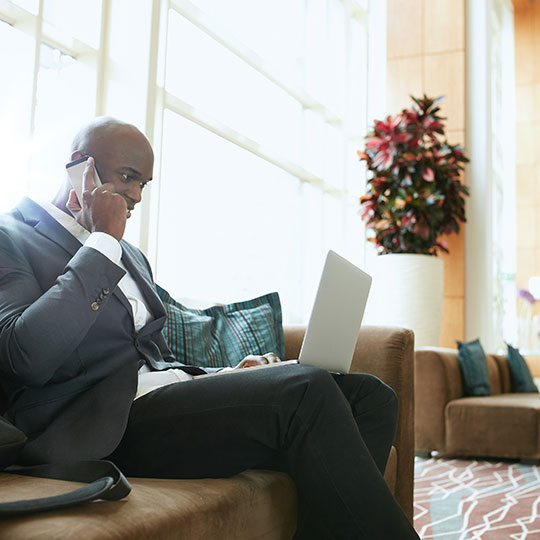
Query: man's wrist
[{"left": 84, "top": 232, "right": 122, "bottom": 265}]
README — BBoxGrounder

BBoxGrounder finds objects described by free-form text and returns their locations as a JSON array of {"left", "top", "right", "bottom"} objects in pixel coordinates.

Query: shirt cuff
[{"left": 84, "top": 232, "right": 122, "bottom": 265}]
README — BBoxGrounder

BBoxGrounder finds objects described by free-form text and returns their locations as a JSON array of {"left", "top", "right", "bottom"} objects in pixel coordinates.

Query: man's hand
[
  {"left": 234, "top": 352, "right": 281, "bottom": 369},
  {"left": 67, "top": 157, "right": 127, "bottom": 242}
]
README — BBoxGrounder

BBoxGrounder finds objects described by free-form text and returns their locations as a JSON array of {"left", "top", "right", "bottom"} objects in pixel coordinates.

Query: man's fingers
[
  {"left": 242, "top": 360, "right": 261, "bottom": 368},
  {"left": 73, "top": 160, "right": 128, "bottom": 241},
  {"left": 237, "top": 354, "right": 281, "bottom": 369},
  {"left": 96, "top": 183, "right": 121, "bottom": 195},
  {"left": 242, "top": 355, "right": 265, "bottom": 365},
  {"left": 244, "top": 354, "right": 281, "bottom": 364},
  {"left": 66, "top": 189, "right": 82, "bottom": 213},
  {"left": 82, "top": 156, "right": 97, "bottom": 193}
]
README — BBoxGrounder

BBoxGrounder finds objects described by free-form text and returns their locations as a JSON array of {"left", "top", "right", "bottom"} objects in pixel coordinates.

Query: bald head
[
  {"left": 54, "top": 117, "right": 154, "bottom": 216},
  {"left": 70, "top": 117, "right": 153, "bottom": 163}
]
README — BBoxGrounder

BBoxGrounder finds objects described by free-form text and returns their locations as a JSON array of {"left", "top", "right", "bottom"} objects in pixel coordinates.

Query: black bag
[{"left": 0, "top": 416, "right": 131, "bottom": 516}]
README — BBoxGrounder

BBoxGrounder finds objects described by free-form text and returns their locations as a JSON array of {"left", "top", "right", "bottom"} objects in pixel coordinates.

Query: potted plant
[{"left": 358, "top": 95, "right": 469, "bottom": 347}]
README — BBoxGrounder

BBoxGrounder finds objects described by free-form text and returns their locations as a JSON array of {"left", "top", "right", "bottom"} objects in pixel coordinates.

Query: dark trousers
[{"left": 107, "top": 364, "right": 419, "bottom": 539}]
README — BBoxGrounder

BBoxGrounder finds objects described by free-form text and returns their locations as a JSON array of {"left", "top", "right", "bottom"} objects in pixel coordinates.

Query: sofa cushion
[
  {"left": 156, "top": 286, "right": 285, "bottom": 369},
  {"left": 0, "top": 469, "right": 297, "bottom": 539},
  {"left": 486, "top": 355, "right": 502, "bottom": 395},
  {"left": 446, "top": 394, "right": 540, "bottom": 459},
  {"left": 456, "top": 339, "right": 491, "bottom": 396},
  {"left": 491, "top": 354, "right": 512, "bottom": 393},
  {"left": 507, "top": 345, "right": 539, "bottom": 393}
]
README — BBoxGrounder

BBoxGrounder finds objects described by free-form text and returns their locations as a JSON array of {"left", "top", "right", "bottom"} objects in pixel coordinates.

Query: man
[{"left": 0, "top": 118, "right": 419, "bottom": 539}]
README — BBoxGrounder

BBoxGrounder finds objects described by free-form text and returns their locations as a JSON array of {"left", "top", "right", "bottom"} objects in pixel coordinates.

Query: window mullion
[
  {"left": 139, "top": 0, "right": 165, "bottom": 259},
  {"left": 94, "top": 0, "right": 110, "bottom": 116},
  {"left": 28, "top": 0, "right": 42, "bottom": 152},
  {"left": 170, "top": 0, "right": 341, "bottom": 125},
  {"left": 0, "top": 0, "right": 36, "bottom": 29},
  {"left": 163, "top": 91, "right": 349, "bottom": 198}
]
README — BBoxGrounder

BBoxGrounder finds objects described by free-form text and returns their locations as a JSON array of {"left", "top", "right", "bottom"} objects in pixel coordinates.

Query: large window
[
  {"left": 151, "top": 0, "right": 371, "bottom": 322},
  {"left": 0, "top": 0, "right": 375, "bottom": 324},
  {"left": 0, "top": 0, "right": 101, "bottom": 209},
  {"left": 466, "top": 0, "right": 516, "bottom": 352}
]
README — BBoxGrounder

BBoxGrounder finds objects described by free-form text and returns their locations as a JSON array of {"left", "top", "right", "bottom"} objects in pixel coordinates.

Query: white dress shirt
[{"left": 39, "top": 201, "right": 193, "bottom": 399}]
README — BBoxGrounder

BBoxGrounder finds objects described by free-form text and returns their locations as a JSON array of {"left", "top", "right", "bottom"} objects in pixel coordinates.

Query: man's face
[{"left": 80, "top": 127, "right": 154, "bottom": 218}]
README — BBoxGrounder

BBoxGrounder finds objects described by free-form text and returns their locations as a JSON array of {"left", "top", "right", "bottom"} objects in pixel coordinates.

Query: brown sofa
[
  {"left": 415, "top": 347, "right": 540, "bottom": 461},
  {"left": 0, "top": 326, "right": 414, "bottom": 539}
]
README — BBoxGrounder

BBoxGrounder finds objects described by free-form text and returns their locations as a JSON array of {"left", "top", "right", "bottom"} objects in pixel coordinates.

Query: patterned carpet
[{"left": 414, "top": 457, "right": 540, "bottom": 539}]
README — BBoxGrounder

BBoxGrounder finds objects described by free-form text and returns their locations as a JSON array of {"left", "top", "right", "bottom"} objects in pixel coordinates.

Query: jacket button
[
  {"left": 91, "top": 302, "right": 100, "bottom": 311},
  {"left": 103, "top": 288, "right": 110, "bottom": 295}
]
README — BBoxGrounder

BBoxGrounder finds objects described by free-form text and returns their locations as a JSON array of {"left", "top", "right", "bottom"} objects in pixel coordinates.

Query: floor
[{"left": 414, "top": 457, "right": 540, "bottom": 539}]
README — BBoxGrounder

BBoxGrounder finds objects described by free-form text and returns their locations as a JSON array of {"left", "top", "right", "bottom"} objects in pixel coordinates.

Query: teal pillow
[
  {"left": 156, "top": 285, "right": 285, "bottom": 369},
  {"left": 456, "top": 339, "right": 491, "bottom": 396},
  {"left": 507, "top": 344, "right": 539, "bottom": 393}
]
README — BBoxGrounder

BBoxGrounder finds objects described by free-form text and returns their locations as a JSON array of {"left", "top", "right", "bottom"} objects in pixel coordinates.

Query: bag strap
[{"left": 0, "top": 460, "right": 131, "bottom": 516}]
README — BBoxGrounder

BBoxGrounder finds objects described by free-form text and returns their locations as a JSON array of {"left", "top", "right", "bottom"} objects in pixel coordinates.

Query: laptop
[
  {"left": 297, "top": 249, "right": 372, "bottom": 373},
  {"left": 197, "top": 250, "right": 372, "bottom": 378}
]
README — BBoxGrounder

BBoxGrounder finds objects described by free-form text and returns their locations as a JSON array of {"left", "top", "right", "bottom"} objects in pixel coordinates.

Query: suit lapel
[
  {"left": 120, "top": 242, "right": 165, "bottom": 323},
  {"left": 110, "top": 281, "right": 133, "bottom": 321},
  {"left": 17, "top": 198, "right": 82, "bottom": 257},
  {"left": 17, "top": 198, "right": 164, "bottom": 327},
  {"left": 17, "top": 198, "right": 135, "bottom": 320}
]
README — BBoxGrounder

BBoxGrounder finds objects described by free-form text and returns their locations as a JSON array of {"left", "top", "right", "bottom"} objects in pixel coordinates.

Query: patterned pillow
[
  {"left": 156, "top": 285, "right": 285, "bottom": 369},
  {"left": 456, "top": 339, "right": 491, "bottom": 396},
  {"left": 506, "top": 344, "right": 539, "bottom": 393}
]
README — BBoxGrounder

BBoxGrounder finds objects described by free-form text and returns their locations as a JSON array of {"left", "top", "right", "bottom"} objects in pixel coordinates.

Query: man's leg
[
  {"left": 331, "top": 372, "right": 398, "bottom": 474},
  {"left": 107, "top": 364, "right": 418, "bottom": 539},
  {"left": 291, "top": 372, "right": 399, "bottom": 539}
]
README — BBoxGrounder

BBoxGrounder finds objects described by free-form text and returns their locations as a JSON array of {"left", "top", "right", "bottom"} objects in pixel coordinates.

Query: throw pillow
[
  {"left": 456, "top": 339, "right": 491, "bottom": 396},
  {"left": 506, "top": 344, "right": 539, "bottom": 393},
  {"left": 156, "top": 285, "right": 285, "bottom": 369}
]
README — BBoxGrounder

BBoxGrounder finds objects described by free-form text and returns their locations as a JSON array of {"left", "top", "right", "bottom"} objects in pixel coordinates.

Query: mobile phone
[{"left": 65, "top": 156, "right": 102, "bottom": 204}]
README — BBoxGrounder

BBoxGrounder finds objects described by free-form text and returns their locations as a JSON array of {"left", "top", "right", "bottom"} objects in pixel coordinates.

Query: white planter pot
[{"left": 365, "top": 254, "right": 444, "bottom": 348}]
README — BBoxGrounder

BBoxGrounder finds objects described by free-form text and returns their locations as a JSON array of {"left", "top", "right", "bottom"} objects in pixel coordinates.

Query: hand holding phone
[
  {"left": 66, "top": 156, "right": 102, "bottom": 205},
  {"left": 64, "top": 156, "right": 127, "bottom": 241}
]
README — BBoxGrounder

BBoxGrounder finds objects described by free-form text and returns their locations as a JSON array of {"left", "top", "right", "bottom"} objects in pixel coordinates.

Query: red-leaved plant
[{"left": 358, "top": 95, "right": 469, "bottom": 255}]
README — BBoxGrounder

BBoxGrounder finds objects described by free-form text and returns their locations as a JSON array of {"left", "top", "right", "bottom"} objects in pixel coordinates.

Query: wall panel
[
  {"left": 424, "top": 51, "right": 465, "bottom": 131},
  {"left": 386, "top": 56, "right": 424, "bottom": 112},
  {"left": 424, "top": 0, "right": 465, "bottom": 53},
  {"left": 387, "top": 0, "right": 423, "bottom": 58},
  {"left": 387, "top": 0, "right": 466, "bottom": 348}
]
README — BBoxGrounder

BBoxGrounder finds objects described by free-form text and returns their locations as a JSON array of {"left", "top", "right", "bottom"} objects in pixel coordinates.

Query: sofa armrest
[
  {"left": 283, "top": 324, "right": 414, "bottom": 523},
  {"left": 352, "top": 326, "right": 414, "bottom": 523},
  {"left": 414, "top": 347, "right": 463, "bottom": 455},
  {"left": 283, "top": 325, "right": 306, "bottom": 361}
]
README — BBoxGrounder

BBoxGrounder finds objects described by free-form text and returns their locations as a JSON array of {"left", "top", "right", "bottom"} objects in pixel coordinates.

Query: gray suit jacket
[{"left": 0, "top": 198, "right": 204, "bottom": 464}]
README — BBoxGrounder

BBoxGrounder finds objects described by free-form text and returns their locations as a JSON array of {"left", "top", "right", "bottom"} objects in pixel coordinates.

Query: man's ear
[{"left": 71, "top": 150, "right": 85, "bottom": 161}]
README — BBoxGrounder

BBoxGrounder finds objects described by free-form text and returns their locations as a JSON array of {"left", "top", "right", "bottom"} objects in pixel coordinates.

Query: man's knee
[
  {"left": 287, "top": 365, "right": 338, "bottom": 394},
  {"left": 364, "top": 375, "right": 398, "bottom": 418},
  {"left": 336, "top": 372, "right": 398, "bottom": 419},
  {"left": 366, "top": 374, "right": 397, "bottom": 407},
  {"left": 278, "top": 365, "right": 342, "bottom": 411}
]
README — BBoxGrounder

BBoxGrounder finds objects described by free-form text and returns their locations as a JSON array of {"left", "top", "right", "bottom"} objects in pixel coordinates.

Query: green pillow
[
  {"left": 456, "top": 339, "right": 491, "bottom": 396},
  {"left": 506, "top": 344, "right": 539, "bottom": 393},
  {"left": 156, "top": 285, "right": 285, "bottom": 369}
]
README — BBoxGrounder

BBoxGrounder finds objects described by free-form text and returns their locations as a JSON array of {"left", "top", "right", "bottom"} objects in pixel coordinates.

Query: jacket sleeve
[{"left": 0, "top": 226, "right": 126, "bottom": 387}]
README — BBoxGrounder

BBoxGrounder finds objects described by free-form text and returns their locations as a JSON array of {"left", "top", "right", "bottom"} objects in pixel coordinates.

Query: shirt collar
[{"left": 38, "top": 200, "right": 90, "bottom": 244}]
